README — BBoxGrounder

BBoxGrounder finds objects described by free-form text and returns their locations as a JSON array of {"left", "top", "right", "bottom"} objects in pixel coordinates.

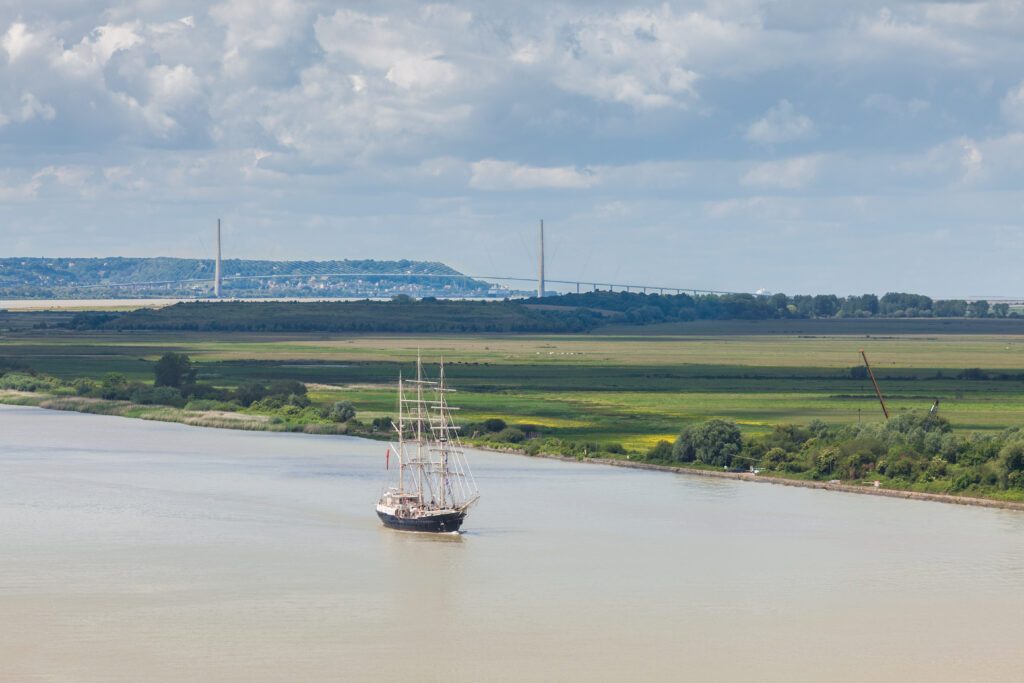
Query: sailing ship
[{"left": 376, "top": 357, "right": 479, "bottom": 533}]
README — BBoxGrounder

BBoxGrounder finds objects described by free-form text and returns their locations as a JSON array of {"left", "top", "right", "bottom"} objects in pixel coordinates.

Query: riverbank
[
  {"left": 7, "top": 390, "right": 1021, "bottom": 513},
  {"left": 0, "top": 391, "right": 360, "bottom": 436},
  {"left": 470, "top": 444, "right": 1024, "bottom": 512}
]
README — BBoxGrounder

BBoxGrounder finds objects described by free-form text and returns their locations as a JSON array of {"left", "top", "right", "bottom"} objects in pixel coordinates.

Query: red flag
[{"left": 385, "top": 448, "right": 390, "bottom": 470}]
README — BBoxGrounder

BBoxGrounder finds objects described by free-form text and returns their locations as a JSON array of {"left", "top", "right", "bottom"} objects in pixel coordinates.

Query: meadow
[{"left": 4, "top": 318, "right": 1024, "bottom": 451}]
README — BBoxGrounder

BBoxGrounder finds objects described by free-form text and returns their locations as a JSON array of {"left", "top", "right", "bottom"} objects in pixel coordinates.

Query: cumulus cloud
[
  {"left": 2, "top": 1, "right": 1024, "bottom": 296},
  {"left": 746, "top": 100, "right": 815, "bottom": 144},
  {"left": 469, "top": 160, "right": 598, "bottom": 190},
  {"left": 512, "top": 7, "right": 702, "bottom": 109},
  {"left": 0, "top": 92, "right": 56, "bottom": 127}
]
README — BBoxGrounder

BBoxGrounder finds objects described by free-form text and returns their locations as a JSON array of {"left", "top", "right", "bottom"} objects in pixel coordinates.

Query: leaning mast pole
[{"left": 860, "top": 349, "right": 890, "bottom": 420}]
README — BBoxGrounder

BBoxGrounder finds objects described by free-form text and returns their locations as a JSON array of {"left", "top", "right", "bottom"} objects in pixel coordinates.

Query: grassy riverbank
[
  {"left": 5, "top": 318, "right": 1024, "bottom": 503},
  {"left": 4, "top": 391, "right": 1023, "bottom": 510}
]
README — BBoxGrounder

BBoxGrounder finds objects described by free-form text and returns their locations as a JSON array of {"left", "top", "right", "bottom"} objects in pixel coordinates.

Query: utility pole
[
  {"left": 214, "top": 218, "right": 222, "bottom": 298},
  {"left": 538, "top": 219, "right": 545, "bottom": 298}
]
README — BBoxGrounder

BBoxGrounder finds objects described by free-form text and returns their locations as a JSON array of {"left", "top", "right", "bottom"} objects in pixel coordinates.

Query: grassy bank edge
[{"left": 5, "top": 390, "right": 1023, "bottom": 513}]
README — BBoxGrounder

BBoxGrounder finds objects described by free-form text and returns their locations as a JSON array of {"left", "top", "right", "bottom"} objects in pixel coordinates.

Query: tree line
[
  {"left": 641, "top": 414, "right": 1024, "bottom": 496},
  {"left": 532, "top": 291, "right": 1011, "bottom": 323}
]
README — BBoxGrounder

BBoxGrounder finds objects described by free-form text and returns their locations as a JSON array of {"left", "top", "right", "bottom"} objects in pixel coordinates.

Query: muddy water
[{"left": 1, "top": 405, "right": 1022, "bottom": 682}]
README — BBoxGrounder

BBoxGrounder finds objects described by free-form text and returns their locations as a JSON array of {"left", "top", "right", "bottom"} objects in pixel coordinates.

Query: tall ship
[{"left": 376, "top": 357, "right": 479, "bottom": 533}]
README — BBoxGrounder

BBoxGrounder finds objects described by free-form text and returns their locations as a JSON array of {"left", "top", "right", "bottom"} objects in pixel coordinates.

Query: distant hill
[{"left": 0, "top": 257, "right": 493, "bottom": 298}]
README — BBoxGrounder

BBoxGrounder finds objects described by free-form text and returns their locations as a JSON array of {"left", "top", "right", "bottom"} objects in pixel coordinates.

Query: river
[{"left": 1, "top": 405, "right": 1022, "bottom": 682}]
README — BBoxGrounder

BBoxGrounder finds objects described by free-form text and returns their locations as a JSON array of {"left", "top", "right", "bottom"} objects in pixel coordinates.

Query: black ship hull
[{"left": 377, "top": 510, "right": 466, "bottom": 533}]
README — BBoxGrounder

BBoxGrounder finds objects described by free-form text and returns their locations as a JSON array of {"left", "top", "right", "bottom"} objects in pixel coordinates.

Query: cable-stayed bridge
[
  {"left": 7, "top": 221, "right": 745, "bottom": 299},
  {"left": 81, "top": 271, "right": 740, "bottom": 297}
]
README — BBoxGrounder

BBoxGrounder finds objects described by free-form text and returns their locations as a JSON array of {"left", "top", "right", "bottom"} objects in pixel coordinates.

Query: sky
[{"left": 1, "top": 1, "right": 1024, "bottom": 297}]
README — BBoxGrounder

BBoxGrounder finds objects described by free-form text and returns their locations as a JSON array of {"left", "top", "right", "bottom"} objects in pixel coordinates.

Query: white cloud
[
  {"left": 742, "top": 155, "right": 823, "bottom": 189},
  {"left": 746, "top": 100, "right": 815, "bottom": 144},
  {"left": 1002, "top": 80, "right": 1024, "bottom": 128},
  {"left": 0, "top": 92, "right": 56, "bottom": 127},
  {"left": 513, "top": 7, "right": 703, "bottom": 109},
  {"left": 469, "top": 160, "right": 598, "bottom": 190},
  {"left": 959, "top": 139, "right": 984, "bottom": 184},
  {"left": 2, "top": 22, "right": 41, "bottom": 62}
]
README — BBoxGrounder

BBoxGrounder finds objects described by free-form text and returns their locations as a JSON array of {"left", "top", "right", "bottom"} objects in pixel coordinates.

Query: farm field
[{"left": 4, "top": 319, "right": 1024, "bottom": 450}]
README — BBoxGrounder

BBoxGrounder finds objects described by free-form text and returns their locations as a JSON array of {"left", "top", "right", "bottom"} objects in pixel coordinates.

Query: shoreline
[{"left": 3, "top": 391, "right": 1023, "bottom": 513}]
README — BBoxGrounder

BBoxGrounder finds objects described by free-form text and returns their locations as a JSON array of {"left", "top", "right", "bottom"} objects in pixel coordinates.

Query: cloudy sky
[{"left": 2, "top": 1, "right": 1024, "bottom": 297}]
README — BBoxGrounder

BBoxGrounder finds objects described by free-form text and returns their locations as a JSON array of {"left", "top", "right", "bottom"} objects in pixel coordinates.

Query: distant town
[{"left": 0, "top": 257, "right": 509, "bottom": 299}]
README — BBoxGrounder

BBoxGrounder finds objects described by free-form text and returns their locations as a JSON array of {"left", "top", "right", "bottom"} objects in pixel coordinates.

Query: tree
[
  {"left": 968, "top": 299, "right": 990, "bottom": 318},
  {"left": 992, "top": 303, "right": 1010, "bottom": 318},
  {"left": 812, "top": 294, "right": 839, "bottom": 318},
  {"left": 482, "top": 418, "right": 507, "bottom": 433},
  {"left": 934, "top": 299, "right": 968, "bottom": 317},
  {"left": 998, "top": 442, "right": 1024, "bottom": 489},
  {"left": 673, "top": 419, "right": 743, "bottom": 467},
  {"left": 154, "top": 352, "right": 196, "bottom": 388},
  {"left": 234, "top": 382, "right": 268, "bottom": 407},
  {"left": 330, "top": 401, "right": 356, "bottom": 422}
]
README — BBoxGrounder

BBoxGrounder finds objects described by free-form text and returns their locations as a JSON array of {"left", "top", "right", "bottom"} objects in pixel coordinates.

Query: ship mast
[
  {"left": 439, "top": 360, "right": 448, "bottom": 509},
  {"left": 397, "top": 372, "right": 404, "bottom": 493},
  {"left": 416, "top": 351, "right": 424, "bottom": 504}
]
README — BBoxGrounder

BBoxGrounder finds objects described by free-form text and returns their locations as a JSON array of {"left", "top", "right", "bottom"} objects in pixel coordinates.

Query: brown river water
[{"left": 1, "top": 404, "right": 1023, "bottom": 682}]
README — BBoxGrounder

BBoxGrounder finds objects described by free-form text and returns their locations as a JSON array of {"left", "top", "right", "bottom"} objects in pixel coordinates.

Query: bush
[
  {"left": 0, "top": 372, "right": 62, "bottom": 392},
  {"left": 492, "top": 427, "right": 525, "bottom": 443},
  {"left": 762, "top": 447, "right": 791, "bottom": 469},
  {"left": 330, "top": 401, "right": 356, "bottom": 422},
  {"left": 646, "top": 440, "right": 673, "bottom": 461},
  {"left": 482, "top": 418, "right": 507, "bottom": 433},
  {"left": 371, "top": 416, "right": 393, "bottom": 432},
  {"left": 73, "top": 378, "right": 100, "bottom": 396},
  {"left": 130, "top": 385, "right": 187, "bottom": 408},
  {"left": 182, "top": 383, "right": 232, "bottom": 401},
  {"left": 234, "top": 382, "right": 268, "bottom": 407},
  {"left": 604, "top": 443, "right": 626, "bottom": 455},
  {"left": 99, "top": 373, "right": 138, "bottom": 400}
]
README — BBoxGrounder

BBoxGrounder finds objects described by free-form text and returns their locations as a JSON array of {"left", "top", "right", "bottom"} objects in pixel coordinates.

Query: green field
[{"left": 4, "top": 319, "right": 1024, "bottom": 450}]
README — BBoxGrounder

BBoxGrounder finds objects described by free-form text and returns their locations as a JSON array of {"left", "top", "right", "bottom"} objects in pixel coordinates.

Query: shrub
[
  {"left": 234, "top": 382, "right": 268, "bottom": 407},
  {"left": 492, "top": 427, "right": 525, "bottom": 443},
  {"left": 762, "top": 447, "right": 790, "bottom": 469},
  {"left": 482, "top": 418, "right": 507, "bottom": 433},
  {"left": 646, "top": 440, "right": 673, "bottom": 461},
  {"left": 99, "top": 373, "right": 138, "bottom": 400},
  {"left": 330, "top": 401, "right": 356, "bottom": 422},
  {"left": 72, "top": 378, "right": 100, "bottom": 396},
  {"left": 130, "top": 386, "right": 187, "bottom": 408},
  {"left": 604, "top": 443, "right": 626, "bottom": 455},
  {"left": 0, "top": 372, "right": 62, "bottom": 392}
]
